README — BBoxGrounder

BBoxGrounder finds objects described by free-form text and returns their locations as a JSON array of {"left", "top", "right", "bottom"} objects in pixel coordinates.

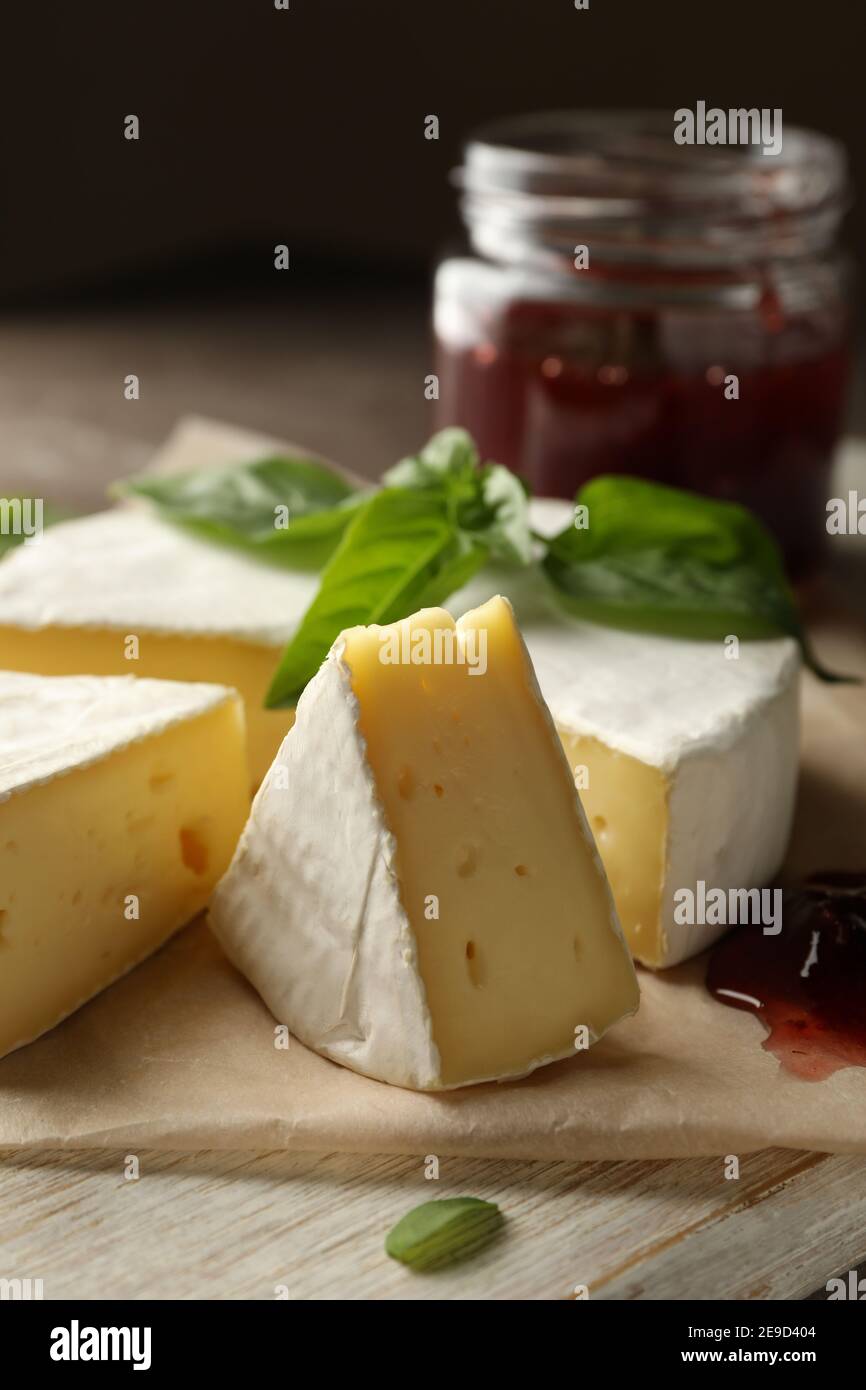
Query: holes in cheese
[
  {"left": 464, "top": 940, "right": 485, "bottom": 990},
  {"left": 211, "top": 595, "right": 640, "bottom": 1090},
  {"left": 179, "top": 825, "right": 210, "bottom": 876},
  {"left": 0, "top": 679, "right": 250, "bottom": 1059},
  {"left": 341, "top": 599, "right": 639, "bottom": 1087}
]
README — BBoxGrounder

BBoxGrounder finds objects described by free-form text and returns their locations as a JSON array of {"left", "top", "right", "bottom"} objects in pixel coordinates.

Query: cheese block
[
  {"left": 210, "top": 596, "right": 640, "bottom": 1091},
  {"left": 450, "top": 518, "right": 801, "bottom": 968},
  {"left": 0, "top": 417, "right": 345, "bottom": 786},
  {"left": 0, "top": 417, "right": 800, "bottom": 966},
  {"left": 0, "top": 508, "right": 308, "bottom": 789},
  {"left": 0, "top": 672, "right": 249, "bottom": 1057}
]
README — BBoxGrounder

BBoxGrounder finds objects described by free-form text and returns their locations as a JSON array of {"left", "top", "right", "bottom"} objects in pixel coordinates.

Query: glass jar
[{"left": 434, "top": 111, "right": 852, "bottom": 574}]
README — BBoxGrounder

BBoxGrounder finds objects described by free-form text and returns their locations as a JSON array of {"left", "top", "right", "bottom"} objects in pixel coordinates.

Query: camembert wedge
[
  {"left": 0, "top": 418, "right": 801, "bottom": 966},
  {"left": 210, "top": 596, "right": 639, "bottom": 1091},
  {"left": 0, "top": 508, "right": 302, "bottom": 789},
  {"left": 452, "top": 522, "right": 800, "bottom": 969},
  {"left": 0, "top": 672, "right": 249, "bottom": 1058}
]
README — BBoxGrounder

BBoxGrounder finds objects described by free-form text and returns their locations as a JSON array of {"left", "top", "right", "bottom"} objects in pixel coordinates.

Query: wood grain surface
[{"left": 1, "top": 1147, "right": 864, "bottom": 1301}]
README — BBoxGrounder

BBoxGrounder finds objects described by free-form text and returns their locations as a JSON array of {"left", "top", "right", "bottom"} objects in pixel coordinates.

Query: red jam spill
[{"left": 706, "top": 873, "right": 866, "bottom": 1080}]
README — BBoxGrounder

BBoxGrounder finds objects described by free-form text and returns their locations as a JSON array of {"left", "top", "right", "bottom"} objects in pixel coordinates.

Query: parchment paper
[{"left": 1, "top": 609, "right": 865, "bottom": 1160}]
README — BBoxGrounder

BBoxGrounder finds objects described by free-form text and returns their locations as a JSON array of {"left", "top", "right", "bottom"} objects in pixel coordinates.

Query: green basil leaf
[
  {"left": 0, "top": 498, "right": 70, "bottom": 557},
  {"left": 411, "top": 534, "right": 490, "bottom": 609},
  {"left": 265, "top": 488, "right": 459, "bottom": 708},
  {"left": 383, "top": 428, "right": 480, "bottom": 495},
  {"left": 554, "top": 475, "right": 790, "bottom": 569},
  {"left": 117, "top": 456, "right": 363, "bottom": 568},
  {"left": 544, "top": 547, "right": 795, "bottom": 638},
  {"left": 385, "top": 431, "right": 532, "bottom": 564},
  {"left": 543, "top": 476, "right": 855, "bottom": 682},
  {"left": 476, "top": 464, "right": 533, "bottom": 565},
  {"left": 385, "top": 1197, "right": 504, "bottom": 1272}
]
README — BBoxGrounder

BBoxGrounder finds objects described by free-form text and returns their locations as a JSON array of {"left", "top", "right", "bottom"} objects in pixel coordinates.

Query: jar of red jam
[{"left": 435, "top": 111, "right": 852, "bottom": 574}]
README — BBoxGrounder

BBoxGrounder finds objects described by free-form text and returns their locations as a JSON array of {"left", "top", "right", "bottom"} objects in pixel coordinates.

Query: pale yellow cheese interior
[
  {"left": 343, "top": 597, "right": 639, "bottom": 1086},
  {"left": 0, "top": 623, "right": 670, "bottom": 969},
  {"left": 0, "top": 625, "right": 292, "bottom": 790},
  {"left": 0, "top": 697, "right": 250, "bottom": 1058},
  {"left": 558, "top": 732, "right": 669, "bottom": 968}
]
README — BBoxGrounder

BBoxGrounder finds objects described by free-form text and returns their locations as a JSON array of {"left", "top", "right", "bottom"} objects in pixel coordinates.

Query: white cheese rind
[
  {"left": 0, "top": 670, "right": 238, "bottom": 803},
  {"left": 0, "top": 413, "right": 344, "bottom": 644},
  {"left": 659, "top": 680, "right": 800, "bottom": 965},
  {"left": 0, "top": 496, "right": 799, "bottom": 767},
  {"left": 0, "top": 509, "right": 318, "bottom": 646},
  {"left": 210, "top": 606, "right": 637, "bottom": 1091},
  {"left": 210, "top": 647, "right": 442, "bottom": 1091},
  {"left": 449, "top": 498, "right": 800, "bottom": 772},
  {"left": 0, "top": 418, "right": 802, "bottom": 968},
  {"left": 448, "top": 502, "right": 801, "bottom": 967}
]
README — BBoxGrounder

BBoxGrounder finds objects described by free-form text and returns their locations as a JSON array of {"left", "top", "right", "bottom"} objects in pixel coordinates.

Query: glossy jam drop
[{"left": 706, "top": 873, "right": 866, "bottom": 1080}]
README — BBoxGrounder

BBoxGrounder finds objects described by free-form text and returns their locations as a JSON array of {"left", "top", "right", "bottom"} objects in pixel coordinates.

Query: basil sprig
[
  {"left": 119, "top": 431, "right": 853, "bottom": 696},
  {"left": 542, "top": 476, "right": 849, "bottom": 682},
  {"left": 118, "top": 455, "right": 365, "bottom": 569},
  {"left": 266, "top": 488, "right": 490, "bottom": 706},
  {"left": 265, "top": 432, "right": 533, "bottom": 706},
  {"left": 385, "top": 1197, "right": 504, "bottom": 1272},
  {"left": 383, "top": 428, "right": 533, "bottom": 566}
]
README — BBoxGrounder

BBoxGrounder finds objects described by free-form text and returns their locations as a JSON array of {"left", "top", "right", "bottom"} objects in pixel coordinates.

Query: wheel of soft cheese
[{"left": 0, "top": 418, "right": 800, "bottom": 966}]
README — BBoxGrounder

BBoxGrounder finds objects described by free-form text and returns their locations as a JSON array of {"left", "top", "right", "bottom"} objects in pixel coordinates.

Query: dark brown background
[
  {"left": 1, "top": 0, "right": 864, "bottom": 494},
  {"left": 3, "top": 0, "right": 865, "bottom": 297}
]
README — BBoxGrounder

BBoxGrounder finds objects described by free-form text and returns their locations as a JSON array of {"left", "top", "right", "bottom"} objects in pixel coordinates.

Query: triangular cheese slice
[
  {"left": 0, "top": 672, "right": 249, "bottom": 1057},
  {"left": 0, "top": 419, "right": 800, "bottom": 970},
  {"left": 211, "top": 596, "right": 639, "bottom": 1090}
]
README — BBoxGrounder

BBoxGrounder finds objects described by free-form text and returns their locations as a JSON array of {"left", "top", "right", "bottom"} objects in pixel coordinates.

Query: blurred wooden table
[
  {"left": 0, "top": 280, "right": 432, "bottom": 508},
  {"left": 1, "top": 287, "right": 865, "bottom": 1301}
]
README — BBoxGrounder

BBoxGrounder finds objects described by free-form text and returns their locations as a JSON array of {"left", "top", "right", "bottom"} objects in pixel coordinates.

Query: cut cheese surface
[
  {"left": 449, "top": 518, "right": 801, "bottom": 968},
  {"left": 211, "top": 596, "right": 639, "bottom": 1090},
  {"left": 558, "top": 732, "right": 668, "bottom": 966},
  {"left": 0, "top": 418, "right": 801, "bottom": 965},
  {"left": 0, "top": 672, "right": 250, "bottom": 1058},
  {"left": 554, "top": 673, "right": 798, "bottom": 967},
  {"left": 0, "top": 619, "right": 294, "bottom": 793},
  {"left": 0, "top": 505, "right": 306, "bottom": 786}
]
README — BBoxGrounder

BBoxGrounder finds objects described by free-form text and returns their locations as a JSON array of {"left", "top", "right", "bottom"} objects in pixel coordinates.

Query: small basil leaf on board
[
  {"left": 118, "top": 456, "right": 363, "bottom": 567},
  {"left": 385, "top": 1198, "right": 504, "bottom": 1272},
  {"left": 265, "top": 488, "right": 460, "bottom": 708},
  {"left": 543, "top": 476, "right": 854, "bottom": 682}
]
